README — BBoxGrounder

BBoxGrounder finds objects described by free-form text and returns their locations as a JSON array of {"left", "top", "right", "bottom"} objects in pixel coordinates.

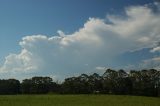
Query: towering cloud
[{"left": 0, "top": 3, "right": 160, "bottom": 79}]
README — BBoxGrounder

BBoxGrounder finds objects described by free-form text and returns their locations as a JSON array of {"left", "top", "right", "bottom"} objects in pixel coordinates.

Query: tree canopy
[{"left": 0, "top": 69, "right": 159, "bottom": 97}]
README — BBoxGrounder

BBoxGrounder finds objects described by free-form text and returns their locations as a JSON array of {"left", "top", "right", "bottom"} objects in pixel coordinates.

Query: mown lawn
[{"left": 0, "top": 95, "right": 159, "bottom": 106}]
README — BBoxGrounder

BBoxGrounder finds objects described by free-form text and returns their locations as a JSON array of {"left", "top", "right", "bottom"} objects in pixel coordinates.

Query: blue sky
[
  {"left": 0, "top": 0, "right": 160, "bottom": 80},
  {"left": 0, "top": 0, "right": 154, "bottom": 58}
]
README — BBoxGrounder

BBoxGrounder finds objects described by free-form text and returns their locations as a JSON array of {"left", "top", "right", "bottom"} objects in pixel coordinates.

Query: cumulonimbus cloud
[{"left": 0, "top": 3, "right": 160, "bottom": 79}]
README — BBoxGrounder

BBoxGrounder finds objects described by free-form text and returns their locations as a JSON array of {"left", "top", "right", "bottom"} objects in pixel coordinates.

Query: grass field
[{"left": 0, "top": 95, "right": 159, "bottom": 106}]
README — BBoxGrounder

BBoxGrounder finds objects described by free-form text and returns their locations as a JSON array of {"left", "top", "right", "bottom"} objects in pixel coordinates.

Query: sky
[{"left": 0, "top": 0, "right": 160, "bottom": 80}]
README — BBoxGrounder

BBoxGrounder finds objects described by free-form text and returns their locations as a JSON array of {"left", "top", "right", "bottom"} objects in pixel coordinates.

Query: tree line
[{"left": 0, "top": 69, "right": 160, "bottom": 97}]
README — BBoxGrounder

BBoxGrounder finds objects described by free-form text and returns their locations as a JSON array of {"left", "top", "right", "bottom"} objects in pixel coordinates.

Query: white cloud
[
  {"left": 140, "top": 57, "right": 160, "bottom": 69},
  {"left": 151, "top": 46, "right": 160, "bottom": 52},
  {"left": 0, "top": 49, "right": 37, "bottom": 73},
  {"left": 95, "top": 66, "right": 107, "bottom": 70},
  {"left": 0, "top": 3, "right": 160, "bottom": 79}
]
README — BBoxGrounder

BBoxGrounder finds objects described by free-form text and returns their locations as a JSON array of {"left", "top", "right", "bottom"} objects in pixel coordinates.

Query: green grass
[{"left": 0, "top": 95, "right": 159, "bottom": 106}]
